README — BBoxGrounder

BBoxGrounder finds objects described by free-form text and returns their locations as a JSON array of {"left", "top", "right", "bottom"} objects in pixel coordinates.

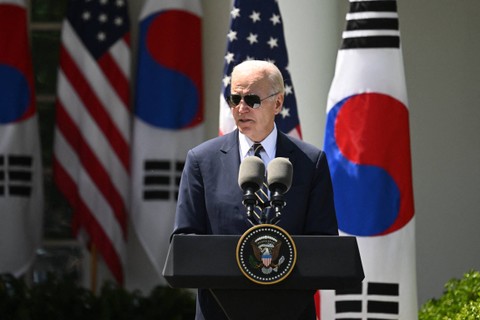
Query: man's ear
[{"left": 274, "top": 94, "right": 284, "bottom": 114}]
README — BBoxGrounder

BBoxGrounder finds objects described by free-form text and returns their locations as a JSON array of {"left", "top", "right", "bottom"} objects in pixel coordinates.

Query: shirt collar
[{"left": 239, "top": 125, "right": 277, "bottom": 161}]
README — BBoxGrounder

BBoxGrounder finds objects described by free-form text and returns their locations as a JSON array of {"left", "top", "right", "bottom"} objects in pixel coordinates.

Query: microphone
[
  {"left": 267, "top": 157, "right": 293, "bottom": 224},
  {"left": 238, "top": 156, "right": 265, "bottom": 225}
]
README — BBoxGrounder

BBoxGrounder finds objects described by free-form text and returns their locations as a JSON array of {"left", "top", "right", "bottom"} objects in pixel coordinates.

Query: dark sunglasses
[{"left": 226, "top": 92, "right": 279, "bottom": 109}]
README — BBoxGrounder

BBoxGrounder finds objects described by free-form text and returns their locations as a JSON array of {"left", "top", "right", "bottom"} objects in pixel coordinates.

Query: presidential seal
[{"left": 236, "top": 224, "right": 296, "bottom": 285}]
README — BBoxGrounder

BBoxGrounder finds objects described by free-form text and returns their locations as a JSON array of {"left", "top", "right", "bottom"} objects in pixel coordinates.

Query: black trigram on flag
[
  {"left": 142, "top": 159, "right": 184, "bottom": 201},
  {"left": 0, "top": 155, "right": 33, "bottom": 198},
  {"left": 342, "top": 0, "right": 400, "bottom": 50},
  {"left": 335, "top": 282, "right": 399, "bottom": 319}
]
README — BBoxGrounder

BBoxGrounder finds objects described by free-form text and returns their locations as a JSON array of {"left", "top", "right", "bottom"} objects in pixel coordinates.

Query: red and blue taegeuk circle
[
  {"left": 324, "top": 92, "right": 414, "bottom": 236},
  {"left": 0, "top": 4, "right": 36, "bottom": 124},
  {"left": 134, "top": 9, "right": 203, "bottom": 129}
]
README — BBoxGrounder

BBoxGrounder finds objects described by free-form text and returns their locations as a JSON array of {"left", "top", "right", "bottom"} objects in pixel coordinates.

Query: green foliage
[
  {"left": 419, "top": 270, "right": 480, "bottom": 320},
  {"left": 0, "top": 273, "right": 195, "bottom": 320}
]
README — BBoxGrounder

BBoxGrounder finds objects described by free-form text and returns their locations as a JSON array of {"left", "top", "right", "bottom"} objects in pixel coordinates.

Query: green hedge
[
  {"left": 419, "top": 270, "right": 480, "bottom": 320},
  {"left": 5, "top": 270, "right": 479, "bottom": 319},
  {"left": 0, "top": 273, "right": 195, "bottom": 320}
]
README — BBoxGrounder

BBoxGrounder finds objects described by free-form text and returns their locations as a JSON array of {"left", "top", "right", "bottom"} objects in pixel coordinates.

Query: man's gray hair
[{"left": 232, "top": 60, "right": 285, "bottom": 94}]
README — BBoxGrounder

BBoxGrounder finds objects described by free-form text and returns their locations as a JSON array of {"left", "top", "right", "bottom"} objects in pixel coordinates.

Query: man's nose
[{"left": 237, "top": 100, "right": 251, "bottom": 113}]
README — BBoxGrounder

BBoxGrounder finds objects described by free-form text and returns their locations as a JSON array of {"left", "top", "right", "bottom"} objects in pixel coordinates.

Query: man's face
[{"left": 230, "top": 68, "right": 283, "bottom": 142}]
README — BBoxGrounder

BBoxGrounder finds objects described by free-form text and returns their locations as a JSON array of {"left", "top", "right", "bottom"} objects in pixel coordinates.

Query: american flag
[
  {"left": 53, "top": 0, "right": 131, "bottom": 284},
  {"left": 219, "top": 0, "right": 301, "bottom": 138}
]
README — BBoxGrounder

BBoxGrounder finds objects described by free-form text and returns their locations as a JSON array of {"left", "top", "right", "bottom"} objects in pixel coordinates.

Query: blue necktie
[{"left": 253, "top": 143, "right": 269, "bottom": 222}]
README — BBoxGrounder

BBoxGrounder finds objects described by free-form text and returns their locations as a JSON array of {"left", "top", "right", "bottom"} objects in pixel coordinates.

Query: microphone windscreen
[
  {"left": 238, "top": 156, "right": 265, "bottom": 191},
  {"left": 267, "top": 157, "right": 293, "bottom": 193}
]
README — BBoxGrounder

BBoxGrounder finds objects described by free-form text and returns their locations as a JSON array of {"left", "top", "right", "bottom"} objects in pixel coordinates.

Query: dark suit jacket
[{"left": 173, "top": 129, "right": 338, "bottom": 319}]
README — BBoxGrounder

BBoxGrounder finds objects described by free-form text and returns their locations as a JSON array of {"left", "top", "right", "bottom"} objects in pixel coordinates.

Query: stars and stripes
[
  {"left": 219, "top": 0, "right": 301, "bottom": 138},
  {"left": 53, "top": 0, "right": 131, "bottom": 284}
]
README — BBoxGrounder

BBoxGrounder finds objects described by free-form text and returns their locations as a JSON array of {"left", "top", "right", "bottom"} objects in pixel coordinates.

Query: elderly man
[{"left": 172, "top": 60, "right": 338, "bottom": 319}]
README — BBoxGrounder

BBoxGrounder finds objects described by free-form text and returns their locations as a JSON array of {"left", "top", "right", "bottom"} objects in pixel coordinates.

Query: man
[{"left": 172, "top": 60, "right": 338, "bottom": 319}]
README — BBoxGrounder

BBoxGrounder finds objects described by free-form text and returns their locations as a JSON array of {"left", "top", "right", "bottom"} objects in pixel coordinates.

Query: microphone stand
[
  {"left": 268, "top": 190, "right": 286, "bottom": 225},
  {"left": 260, "top": 206, "right": 268, "bottom": 224},
  {"left": 242, "top": 188, "right": 259, "bottom": 226}
]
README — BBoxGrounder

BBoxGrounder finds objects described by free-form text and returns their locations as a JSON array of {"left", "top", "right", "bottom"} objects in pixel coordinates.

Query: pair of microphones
[{"left": 238, "top": 156, "right": 293, "bottom": 225}]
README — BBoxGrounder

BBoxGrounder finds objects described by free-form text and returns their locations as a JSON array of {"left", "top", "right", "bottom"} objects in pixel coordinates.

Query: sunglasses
[{"left": 226, "top": 92, "right": 279, "bottom": 109}]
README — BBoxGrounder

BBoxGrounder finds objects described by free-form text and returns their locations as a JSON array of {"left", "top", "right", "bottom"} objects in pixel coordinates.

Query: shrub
[
  {"left": 0, "top": 273, "right": 195, "bottom": 320},
  {"left": 419, "top": 270, "right": 480, "bottom": 320}
]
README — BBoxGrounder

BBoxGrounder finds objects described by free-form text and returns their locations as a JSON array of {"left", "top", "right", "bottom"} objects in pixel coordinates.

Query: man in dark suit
[{"left": 172, "top": 60, "right": 338, "bottom": 319}]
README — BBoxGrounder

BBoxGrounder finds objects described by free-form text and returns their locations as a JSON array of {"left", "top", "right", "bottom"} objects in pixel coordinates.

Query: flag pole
[{"left": 90, "top": 243, "right": 98, "bottom": 293}]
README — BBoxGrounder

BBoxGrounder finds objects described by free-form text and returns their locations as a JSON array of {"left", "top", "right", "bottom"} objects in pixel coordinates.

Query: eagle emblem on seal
[
  {"left": 237, "top": 225, "right": 296, "bottom": 284},
  {"left": 250, "top": 238, "right": 285, "bottom": 274}
]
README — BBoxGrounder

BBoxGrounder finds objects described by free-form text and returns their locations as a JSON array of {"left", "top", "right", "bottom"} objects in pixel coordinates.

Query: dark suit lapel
[
  {"left": 220, "top": 130, "right": 240, "bottom": 168},
  {"left": 219, "top": 131, "right": 242, "bottom": 200},
  {"left": 276, "top": 130, "right": 296, "bottom": 165}
]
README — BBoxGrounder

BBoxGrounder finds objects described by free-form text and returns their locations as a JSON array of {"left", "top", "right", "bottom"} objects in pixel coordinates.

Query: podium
[{"left": 163, "top": 234, "right": 364, "bottom": 320}]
